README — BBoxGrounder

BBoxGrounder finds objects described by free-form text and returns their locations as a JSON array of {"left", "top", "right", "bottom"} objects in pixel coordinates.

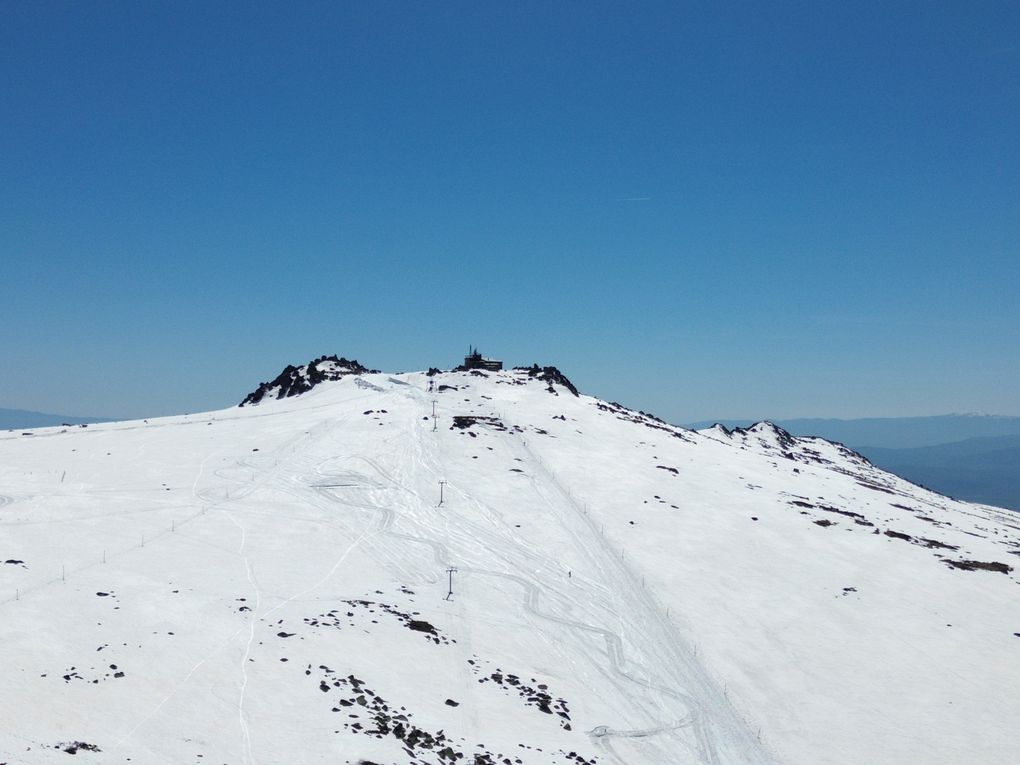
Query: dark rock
[
  {"left": 58, "top": 741, "right": 100, "bottom": 754},
  {"left": 407, "top": 620, "right": 437, "bottom": 635},
  {"left": 944, "top": 559, "right": 1013, "bottom": 574},
  {"left": 240, "top": 355, "right": 379, "bottom": 406},
  {"left": 513, "top": 364, "right": 579, "bottom": 396},
  {"left": 884, "top": 530, "right": 913, "bottom": 542}
]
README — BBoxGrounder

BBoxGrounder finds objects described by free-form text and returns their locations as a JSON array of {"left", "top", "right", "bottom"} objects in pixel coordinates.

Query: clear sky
[{"left": 2, "top": 1, "right": 1018, "bottom": 423}]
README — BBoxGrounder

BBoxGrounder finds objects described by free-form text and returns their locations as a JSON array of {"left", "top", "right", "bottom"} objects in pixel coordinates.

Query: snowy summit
[{"left": 1, "top": 355, "right": 1018, "bottom": 764}]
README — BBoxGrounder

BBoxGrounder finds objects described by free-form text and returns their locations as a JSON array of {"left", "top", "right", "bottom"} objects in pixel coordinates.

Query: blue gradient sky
[{"left": 2, "top": 2, "right": 1018, "bottom": 422}]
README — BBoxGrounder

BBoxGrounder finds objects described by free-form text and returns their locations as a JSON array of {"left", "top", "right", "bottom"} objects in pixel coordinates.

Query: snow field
[{"left": 1, "top": 368, "right": 1017, "bottom": 764}]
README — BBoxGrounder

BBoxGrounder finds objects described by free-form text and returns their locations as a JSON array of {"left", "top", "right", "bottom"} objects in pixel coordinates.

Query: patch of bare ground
[{"left": 944, "top": 559, "right": 1013, "bottom": 574}]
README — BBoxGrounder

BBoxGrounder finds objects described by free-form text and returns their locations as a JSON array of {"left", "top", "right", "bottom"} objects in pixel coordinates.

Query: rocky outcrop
[
  {"left": 513, "top": 364, "right": 579, "bottom": 396},
  {"left": 240, "top": 355, "right": 378, "bottom": 406}
]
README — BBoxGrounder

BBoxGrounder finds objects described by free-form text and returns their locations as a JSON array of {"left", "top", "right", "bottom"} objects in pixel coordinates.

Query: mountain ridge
[{"left": 685, "top": 413, "right": 1020, "bottom": 449}]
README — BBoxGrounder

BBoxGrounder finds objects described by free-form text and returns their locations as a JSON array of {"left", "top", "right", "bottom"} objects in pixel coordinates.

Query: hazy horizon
[{"left": 5, "top": 388, "right": 1020, "bottom": 431}]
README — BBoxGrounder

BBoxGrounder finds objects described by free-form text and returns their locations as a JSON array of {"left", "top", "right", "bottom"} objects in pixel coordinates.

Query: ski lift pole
[{"left": 445, "top": 566, "right": 458, "bottom": 601}]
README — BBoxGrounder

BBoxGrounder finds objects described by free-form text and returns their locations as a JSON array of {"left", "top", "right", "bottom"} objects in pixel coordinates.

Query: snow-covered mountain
[{"left": 1, "top": 360, "right": 1017, "bottom": 765}]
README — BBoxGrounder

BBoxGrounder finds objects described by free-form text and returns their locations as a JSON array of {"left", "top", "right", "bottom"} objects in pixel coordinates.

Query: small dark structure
[{"left": 462, "top": 346, "right": 503, "bottom": 372}]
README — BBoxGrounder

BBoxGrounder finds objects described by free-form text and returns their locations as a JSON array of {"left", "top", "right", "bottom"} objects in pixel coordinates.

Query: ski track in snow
[
  {"left": 109, "top": 448, "right": 270, "bottom": 758},
  {"left": 417, "top": 384, "right": 761, "bottom": 762},
  {"left": 257, "top": 383, "right": 774, "bottom": 765},
  {"left": 220, "top": 427, "right": 338, "bottom": 764},
  {"left": 111, "top": 427, "right": 321, "bottom": 759},
  {"left": 194, "top": 418, "right": 394, "bottom": 764},
  {"left": 511, "top": 435, "right": 767, "bottom": 765},
  {"left": 230, "top": 517, "right": 260, "bottom": 765},
  {"left": 111, "top": 651, "right": 225, "bottom": 754}
]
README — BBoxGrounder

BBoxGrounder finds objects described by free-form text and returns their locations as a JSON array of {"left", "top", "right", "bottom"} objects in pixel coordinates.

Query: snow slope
[{"left": 1, "top": 365, "right": 1018, "bottom": 765}]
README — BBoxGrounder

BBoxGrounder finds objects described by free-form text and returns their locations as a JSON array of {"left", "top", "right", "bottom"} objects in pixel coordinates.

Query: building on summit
[{"left": 462, "top": 346, "right": 503, "bottom": 372}]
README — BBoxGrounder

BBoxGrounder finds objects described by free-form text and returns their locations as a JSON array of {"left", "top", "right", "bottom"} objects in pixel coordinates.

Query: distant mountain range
[
  {"left": 0, "top": 407, "right": 114, "bottom": 430},
  {"left": 854, "top": 434, "right": 1020, "bottom": 511},
  {"left": 684, "top": 414, "right": 1020, "bottom": 449},
  {"left": 685, "top": 414, "right": 1020, "bottom": 511}
]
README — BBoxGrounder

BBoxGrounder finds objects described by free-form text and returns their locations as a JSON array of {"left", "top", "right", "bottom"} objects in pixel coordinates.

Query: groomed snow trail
[
  {"left": 516, "top": 437, "right": 772, "bottom": 765},
  {"left": 262, "top": 379, "right": 775, "bottom": 764}
]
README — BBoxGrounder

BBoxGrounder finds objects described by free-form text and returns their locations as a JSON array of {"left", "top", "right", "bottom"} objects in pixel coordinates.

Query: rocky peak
[
  {"left": 512, "top": 364, "right": 580, "bottom": 396},
  {"left": 240, "top": 355, "right": 378, "bottom": 406}
]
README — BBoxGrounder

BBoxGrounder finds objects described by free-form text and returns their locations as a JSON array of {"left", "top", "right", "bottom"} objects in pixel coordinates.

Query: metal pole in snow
[
  {"left": 438, "top": 481, "right": 446, "bottom": 506},
  {"left": 445, "top": 566, "right": 458, "bottom": 600}
]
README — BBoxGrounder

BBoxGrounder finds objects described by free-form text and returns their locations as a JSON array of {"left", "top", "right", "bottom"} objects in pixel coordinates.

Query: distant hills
[
  {"left": 855, "top": 434, "right": 1020, "bottom": 511},
  {"left": 0, "top": 407, "right": 115, "bottom": 430},
  {"left": 686, "top": 414, "right": 1020, "bottom": 511},
  {"left": 684, "top": 414, "right": 1020, "bottom": 449}
]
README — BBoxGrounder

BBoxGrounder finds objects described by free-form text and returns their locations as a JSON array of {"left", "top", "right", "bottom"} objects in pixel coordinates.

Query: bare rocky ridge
[
  {"left": 513, "top": 364, "right": 580, "bottom": 396},
  {"left": 241, "top": 356, "right": 581, "bottom": 406},
  {"left": 240, "top": 355, "right": 379, "bottom": 406}
]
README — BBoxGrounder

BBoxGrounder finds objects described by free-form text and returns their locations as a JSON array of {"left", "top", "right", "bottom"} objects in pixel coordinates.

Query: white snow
[{"left": 1, "top": 367, "right": 1018, "bottom": 764}]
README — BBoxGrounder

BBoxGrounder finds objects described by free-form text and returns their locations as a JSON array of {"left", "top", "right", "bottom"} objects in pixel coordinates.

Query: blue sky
[{"left": 2, "top": 1, "right": 1018, "bottom": 422}]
